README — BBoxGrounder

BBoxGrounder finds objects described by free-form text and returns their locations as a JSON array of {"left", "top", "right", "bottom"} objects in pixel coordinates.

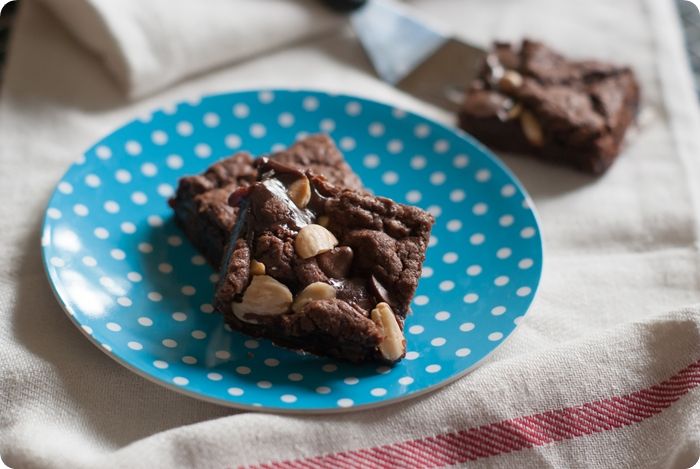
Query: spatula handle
[{"left": 320, "top": 0, "right": 367, "bottom": 12}]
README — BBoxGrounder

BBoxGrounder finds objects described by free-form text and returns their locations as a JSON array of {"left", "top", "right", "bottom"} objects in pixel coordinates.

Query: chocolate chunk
[
  {"left": 316, "top": 246, "right": 354, "bottom": 278},
  {"left": 369, "top": 274, "right": 392, "bottom": 307},
  {"left": 249, "top": 178, "right": 311, "bottom": 233},
  {"left": 332, "top": 277, "right": 373, "bottom": 313},
  {"left": 342, "top": 230, "right": 402, "bottom": 284}
]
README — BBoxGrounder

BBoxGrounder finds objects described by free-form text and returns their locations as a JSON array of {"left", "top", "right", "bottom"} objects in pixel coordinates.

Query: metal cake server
[{"left": 323, "top": 0, "right": 486, "bottom": 111}]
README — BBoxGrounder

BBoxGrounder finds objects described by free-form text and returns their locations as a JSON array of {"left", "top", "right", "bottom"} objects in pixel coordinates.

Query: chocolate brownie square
[
  {"left": 168, "top": 135, "right": 363, "bottom": 268},
  {"left": 458, "top": 40, "right": 640, "bottom": 174},
  {"left": 214, "top": 160, "right": 434, "bottom": 364}
]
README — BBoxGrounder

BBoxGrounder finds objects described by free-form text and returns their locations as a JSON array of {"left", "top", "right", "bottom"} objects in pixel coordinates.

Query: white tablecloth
[{"left": 1, "top": 1, "right": 699, "bottom": 468}]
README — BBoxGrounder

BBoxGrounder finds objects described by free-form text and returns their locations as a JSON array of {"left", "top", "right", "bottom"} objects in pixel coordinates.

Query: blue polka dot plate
[{"left": 41, "top": 89, "right": 542, "bottom": 413}]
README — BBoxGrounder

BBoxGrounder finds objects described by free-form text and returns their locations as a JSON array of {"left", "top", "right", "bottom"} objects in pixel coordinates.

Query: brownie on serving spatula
[
  {"left": 214, "top": 160, "right": 434, "bottom": 364},
  {"left": 168, "top": 135, "right": 363, "bottom": 268},
  {"left": 458, "top": 40, "right": 640, "bottom": 174}
]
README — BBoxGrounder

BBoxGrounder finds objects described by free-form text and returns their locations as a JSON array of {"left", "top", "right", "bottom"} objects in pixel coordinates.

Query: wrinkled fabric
[
  {"left": 1, "top": 1, "right": 699, "bottom": 468},
  {"left": 36, "top": 0, "right": 341, "bottom": 98}
]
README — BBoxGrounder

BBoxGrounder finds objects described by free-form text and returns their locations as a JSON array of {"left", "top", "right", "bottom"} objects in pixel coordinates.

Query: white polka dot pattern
[{"left": 42, "top": 89, "right": 542, "bottom": 412}]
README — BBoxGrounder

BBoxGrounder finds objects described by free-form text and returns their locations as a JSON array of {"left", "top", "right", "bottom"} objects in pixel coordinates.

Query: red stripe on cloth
[{"left": 243, "top": 359, "right": 700, "bottom": 469}]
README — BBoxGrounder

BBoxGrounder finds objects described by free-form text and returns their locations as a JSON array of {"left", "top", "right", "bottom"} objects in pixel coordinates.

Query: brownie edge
[
  {"left": 458, "top": 39, "right": 640, "bottom": 174},
  {"left": 214, "top": 163, "right": 434, "bottom": 364},
  {"left": 169, "top": 135, "right": 363, "bottom": 268}
]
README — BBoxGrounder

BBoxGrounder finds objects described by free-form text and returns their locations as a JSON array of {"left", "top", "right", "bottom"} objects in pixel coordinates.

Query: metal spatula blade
[{"left": 349, "top": 0, "right": 486, "bottom": 111}]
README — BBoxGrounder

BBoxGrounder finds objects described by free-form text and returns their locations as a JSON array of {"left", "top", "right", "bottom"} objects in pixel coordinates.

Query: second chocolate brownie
[
  {"left": 214, "top": 160, "right": 434, "bottom": 364},
  {"left": 458, "top": 40, "right": 640, "bottom": 174},
  {"left": 169, "top": 135, "right": 363, "bottom": 268}
]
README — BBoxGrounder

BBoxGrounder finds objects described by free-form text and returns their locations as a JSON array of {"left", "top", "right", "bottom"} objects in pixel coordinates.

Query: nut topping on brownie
[
  {"left": 215, "top": 159, "right": 434, "bottom": 363},
  {"left": 458, "top": 39, "right": 640, "bottom": 174},
  {"left": 169, "top": 135, "right": 363, "bottom": 268}
]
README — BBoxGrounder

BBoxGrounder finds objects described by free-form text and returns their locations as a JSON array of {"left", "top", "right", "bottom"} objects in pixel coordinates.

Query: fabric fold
[
  {"left": 37, "top": 0, "right": 343, "bottom": 98},
  {"left": 2, "top": 0, "right": 700, "bottom": 467}
]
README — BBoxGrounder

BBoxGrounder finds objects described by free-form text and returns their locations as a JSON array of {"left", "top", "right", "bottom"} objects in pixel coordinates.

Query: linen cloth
[
  {"left": 1, "top": 1, "right": 700, "bottom": 468},
  {"left": 36, "top": 0, "right": 342, "bottom": 99}
]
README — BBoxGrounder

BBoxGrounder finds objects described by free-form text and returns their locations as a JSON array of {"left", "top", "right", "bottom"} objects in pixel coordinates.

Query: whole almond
[
  {"left": 292, "top": 282, "right": 336, "bottom": 313},
  {"left": 295, "top": 224, "right": 338, "bottom": 259},
  {"left": 507, "top": 103, "right": 523, "bottom": 120},
  {"left": 232, "top": 275, "right": 293, "bottom": 323},
  {"left": 520, "top": 111, "right": 544, "bottom": 147},
  {"left": 288, "top": 176, "right": 311, "bottom": 209},
  {"left": 371, "top": 302, "right": 406, "bottom": 362},
  {"left": 499, "top": 70, "right": 524, "bottom": 93}
]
